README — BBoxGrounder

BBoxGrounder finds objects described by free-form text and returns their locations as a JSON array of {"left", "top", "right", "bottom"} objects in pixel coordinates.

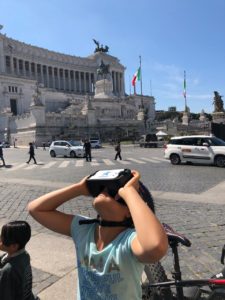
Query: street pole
[
  {"left": 139, "top": 55, "right": 146, "bottom": 132},
  {"left": 139, "top": 56, "right": 144, "bottom": 109}
]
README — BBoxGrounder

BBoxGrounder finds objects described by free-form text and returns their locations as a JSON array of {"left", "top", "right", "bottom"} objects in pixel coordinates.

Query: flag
[
  {"left": 132, "top": 67, "right": 141, "bottom": 86},
  {"left": 183, "top": 71, "right": 186, "bottom": 98}
]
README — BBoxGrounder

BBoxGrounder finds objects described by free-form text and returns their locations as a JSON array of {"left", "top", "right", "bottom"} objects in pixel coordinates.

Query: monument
[
  {"left": 212, "top": 91, "right": 225, "bottom": 123},
  {"left": 94, "top": 60, "right": 115, "bottom": 99}
]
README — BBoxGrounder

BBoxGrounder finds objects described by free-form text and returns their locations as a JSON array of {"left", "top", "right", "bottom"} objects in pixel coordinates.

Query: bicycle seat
[{"left": 163, "top": 223, "right": 191, "bottom": 247}]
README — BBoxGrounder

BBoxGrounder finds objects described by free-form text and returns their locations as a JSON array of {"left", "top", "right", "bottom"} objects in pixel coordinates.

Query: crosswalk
[{"left": 4, "top": 156, "right": 168, "bottom": 171}]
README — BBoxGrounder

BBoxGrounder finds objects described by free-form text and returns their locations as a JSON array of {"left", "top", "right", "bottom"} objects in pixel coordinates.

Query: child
[
  {"left": 28, "top": 170, "right": 168, "bottom": 299},
  {"left": 0, "top": 220, "right": 37, "bottom": 300}
]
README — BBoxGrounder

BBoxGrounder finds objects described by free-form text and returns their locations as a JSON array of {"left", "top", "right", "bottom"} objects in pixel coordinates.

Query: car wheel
[
  {"left": 170, "top": 154, "right": 181, "bottom": 165},
  {"left": 215, "top": 155, "right": 225, "bottom": 167},
  {"left": 50, "top": 150, "right": 56, "bottom": 157},
  {"left": 70, "top": 151, "right": 76, "bottom": 158}
]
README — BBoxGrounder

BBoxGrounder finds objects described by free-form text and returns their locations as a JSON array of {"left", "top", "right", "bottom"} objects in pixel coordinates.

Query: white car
[
  {"left": 49, "top": 140, "right": 85, "bottom": 158},
  {"left": 90, "top": 139, "right": 102, "bottom": 149},
  {"left": 164, "top": 135, "right": 225, "bottom": 167}
]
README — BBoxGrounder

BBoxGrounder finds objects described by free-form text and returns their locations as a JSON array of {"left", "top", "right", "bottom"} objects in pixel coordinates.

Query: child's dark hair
[{"left": 1, "top": 221, "right": 31, "bottom": 250}]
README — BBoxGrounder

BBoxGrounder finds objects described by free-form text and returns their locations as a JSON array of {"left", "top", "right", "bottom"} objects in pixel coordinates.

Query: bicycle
[{"left": 142, "top": 223, "right": 225, "bottom": 299}]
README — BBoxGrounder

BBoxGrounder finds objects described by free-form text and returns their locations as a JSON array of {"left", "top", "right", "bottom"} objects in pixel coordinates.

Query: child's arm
[
  {"left": 28, "top": 177, "right": 90, "bottom": 236},
  {"left": 118, "top": 171, "right": 168, "bottom": 264}
]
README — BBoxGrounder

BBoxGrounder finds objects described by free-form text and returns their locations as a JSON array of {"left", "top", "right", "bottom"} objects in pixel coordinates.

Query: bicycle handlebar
[{"left": 149, "top": 278, "right": 225, "bottom": 288}]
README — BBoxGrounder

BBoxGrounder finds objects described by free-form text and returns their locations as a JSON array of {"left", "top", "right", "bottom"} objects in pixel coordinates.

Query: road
[{"left": 0, "top": 145, "right": 225, "bottom": 297}]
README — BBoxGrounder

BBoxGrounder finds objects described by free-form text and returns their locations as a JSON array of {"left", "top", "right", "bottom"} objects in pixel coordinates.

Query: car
[
  {"left": 164, "top": 135, "right": 225, "bottom": 167},
  {"left": 90, "top": 139, "right": 102, "bottom": 149},
  {"left": 49, "top": 140, "right": 85, "bottom": 158},
  {"left": 0, "top": 141, "right": 10, "bottom": 148}
]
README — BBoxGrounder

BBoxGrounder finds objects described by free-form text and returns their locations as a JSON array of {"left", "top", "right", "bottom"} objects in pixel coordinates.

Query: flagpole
[
  {"left": 139, "top": 55, "right": 143, "bottom": 108},
  {"left": 129, "top": 75, "right": 131, "bottom": 95},
  {"left": 184, "top": 70, "right": 187, "bottom": 112}
]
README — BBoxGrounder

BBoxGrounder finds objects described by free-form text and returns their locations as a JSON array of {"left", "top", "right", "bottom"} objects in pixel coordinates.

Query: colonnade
[{"left": 5, "top": 55, "right": 125, "bottom": 95}]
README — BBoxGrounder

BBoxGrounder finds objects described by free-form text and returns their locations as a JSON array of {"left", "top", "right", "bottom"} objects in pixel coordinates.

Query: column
[
  {"left": 78, "top": 71, "right": 81, "bottom": 92},
  {"left": 88, "top": 73, "right": 92, "bottom": 93},
  {"left": 84, "top": 72, "right": 87, "bottom": 93},
  {"left": 40, "top": 64, "right": 44, "bottom": 84},
  {"left": 46, "top": 65, "right": 49, "bottom": 88},
  {"left": 73, "top": 71, "right": 76, "bottom": 92}
]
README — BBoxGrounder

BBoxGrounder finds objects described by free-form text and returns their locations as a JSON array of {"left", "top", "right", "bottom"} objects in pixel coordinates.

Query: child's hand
[
  {"left": 118, "top": 170, "right": 140, "bottom": 198},
  {"left": 78, "top": 176, "right": 90, "bottom": 196}
]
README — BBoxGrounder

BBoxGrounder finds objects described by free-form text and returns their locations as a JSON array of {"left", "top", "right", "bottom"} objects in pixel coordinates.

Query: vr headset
[{"left": 86, "top": 169, "right": 133, "bottom": 197}]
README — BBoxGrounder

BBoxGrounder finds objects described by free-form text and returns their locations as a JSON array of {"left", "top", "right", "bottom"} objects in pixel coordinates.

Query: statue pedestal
[
  {"left": 212, "top": 111, "right": 225, "bottom": 124},
  {"left": 94, "top": 78, "right": 114, "bottom": 99},
  {"left": 182, "top": 111, "right": 189, "bottom": 125}
]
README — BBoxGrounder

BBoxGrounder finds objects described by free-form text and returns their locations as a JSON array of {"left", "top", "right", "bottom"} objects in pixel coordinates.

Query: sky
[{"left": 1, "top": 0, "right": 225, "bottom": 113}]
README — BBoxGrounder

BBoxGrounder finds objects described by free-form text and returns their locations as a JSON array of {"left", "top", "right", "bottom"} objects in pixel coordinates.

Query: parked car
[
  {"left": 164, "top": 135, "right": 225, "bottom": 167},
  {"left": 49, "top": 140, "right": 85, "bottom": 158},
  {"left": 0, "top": 141, "right": 10, "bottom": 148},
  {"left": 139, "top": 134, "right": 158, "bottom": 148},
  {"left": 90, "top": 139, "right": 102, "bottom": 149}
]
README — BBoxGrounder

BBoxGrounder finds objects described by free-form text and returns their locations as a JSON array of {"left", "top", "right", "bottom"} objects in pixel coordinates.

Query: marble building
[{"left": 0, "top": 32, "right": 155, "bottom": 145}]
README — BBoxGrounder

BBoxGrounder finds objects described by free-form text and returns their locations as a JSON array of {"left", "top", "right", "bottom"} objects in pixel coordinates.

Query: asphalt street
[{"left": 0, "top": 145, "right": 225, "bottom": 298}]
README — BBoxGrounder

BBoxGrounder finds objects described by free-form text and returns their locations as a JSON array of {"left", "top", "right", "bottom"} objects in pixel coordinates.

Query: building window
[
  {"left": 10, "top": 99, "right": 17, "bottom": 115},
  {"left": 42, "top": 65, "right": 47, "bottom": 74},
  {"left": 31, "top": 63, "right": 35, "bottom": 74},
  {"left": 13, "top": 58, "right": 17, "bottom": 70},
  {"left": 25, "top": 61, "right": 29, "bottom": 71},
  {"left": 8, "top": 86, "right": 18, "bottom": 93},
  {"left": 19, "top": 60, "right": 23, "bottom": 70},
  {"left": 5, "top": 56, "right": 10, "bottom": 68},
  {"left": 37, "top": 64, "right": 41, "bottom": 74}
]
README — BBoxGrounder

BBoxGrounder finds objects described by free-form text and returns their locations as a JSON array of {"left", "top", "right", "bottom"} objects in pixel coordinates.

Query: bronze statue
[
  {"left": 96, "top": 60, "right": 110, "bottom": 79},
  {"left": 213, "top": 91, "right": 224, "bottom": 112},
  {"left": 93, "top": 39, "right": 109, "bottom": 53}
]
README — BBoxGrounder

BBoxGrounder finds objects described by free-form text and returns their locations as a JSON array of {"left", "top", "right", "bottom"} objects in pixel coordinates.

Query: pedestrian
[
  {"left": 0, "top": 220, "right": 38, "bottom": 300},
  {"left": 26, "top": 142, "right": 37, "bottom": 164},
  {"left": 114, "top": 141, "right": 122, "bottom": 160},
  {"left": 42, "top": 142, "right": 46, "bottom": 150},
  {"left": 28, "top": 170, "right": 168, "bottom": 299},
  {"left": 0, "top": 143, "right": 6, "bottom": 167},
  {"left": 83, "top": 139, "right": 92, "bottom": 162}
]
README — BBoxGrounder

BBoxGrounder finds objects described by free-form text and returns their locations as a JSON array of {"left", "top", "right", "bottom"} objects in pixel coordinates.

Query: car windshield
[
  {"left": 207, "top": 137, "right": 225, "bottom": 146},
  {"left": 69, "top": 140, "right": 82, "bottom": 146}
]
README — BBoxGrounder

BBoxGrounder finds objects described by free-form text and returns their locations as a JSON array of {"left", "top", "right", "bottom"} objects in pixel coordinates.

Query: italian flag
[{"left": 132, "top": 67, "right": 141, "bottom": 86}]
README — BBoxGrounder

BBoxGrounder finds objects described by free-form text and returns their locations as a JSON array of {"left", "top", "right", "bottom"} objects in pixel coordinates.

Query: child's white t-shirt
[{"left": 71, "top": 215, "right": 144, "bottom": 300}]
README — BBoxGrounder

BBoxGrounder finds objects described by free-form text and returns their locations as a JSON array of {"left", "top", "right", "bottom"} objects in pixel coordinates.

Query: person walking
[
  {"left": 114, "top": 141, "right": 122, "bottom": 160},
  {"left": 83, "top": 139, "right": 92, "bottom": 162},
  {"left": 0, "top": 143, "right": 6, "bottom": 167},
  {"left": 26, "top": 142, "right": 37, "bottom": 164}
]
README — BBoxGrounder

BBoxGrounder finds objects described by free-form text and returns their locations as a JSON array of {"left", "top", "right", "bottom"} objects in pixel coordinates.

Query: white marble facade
[{"left": 0, "top": 33, "right": 155, "bottom": 145}]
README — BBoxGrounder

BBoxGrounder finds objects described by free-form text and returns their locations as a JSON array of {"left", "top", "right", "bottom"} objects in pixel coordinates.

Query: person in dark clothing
[
  {"left": 114, "top": 141, "right": 122, "bottom": 160},
  {"left": 0, "top": 144, "right": 6, "bottom": 166},
  {"left": 0, "top": 221, "right": 37, "bottom": 300},
  {"left": 26, "top": 143, "right": 37, "bottom": 164},
  {"left": 83, "top": 139, "right": 92, "bottom": 162}
]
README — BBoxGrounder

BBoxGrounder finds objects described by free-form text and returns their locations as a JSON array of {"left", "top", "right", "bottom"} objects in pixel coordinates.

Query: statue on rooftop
[
  {"left": 93, "top": 39, "right": 109, "bottom": 53},
  {"left": 213, "top": 91, "right": 224, "bottom": 112}
]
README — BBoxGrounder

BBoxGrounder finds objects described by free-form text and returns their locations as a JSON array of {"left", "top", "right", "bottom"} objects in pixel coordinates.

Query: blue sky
[{"left": 1, "top": 0, "right": 225, "bottom": 113}]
